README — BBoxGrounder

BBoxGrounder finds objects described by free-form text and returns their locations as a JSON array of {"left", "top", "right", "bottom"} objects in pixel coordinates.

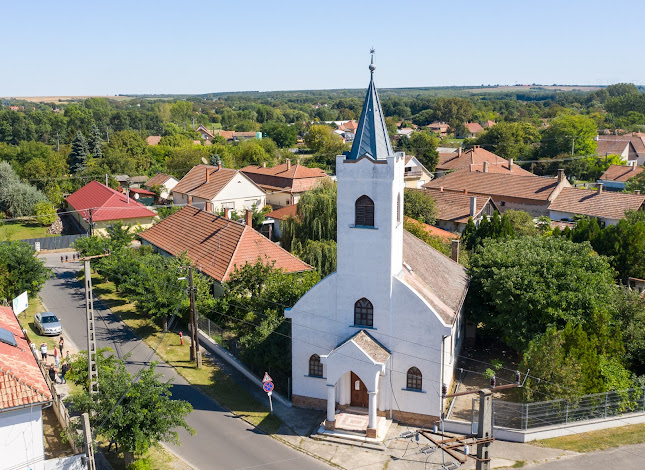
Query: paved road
[
  {"left": 528, "top": 442, "right": 645, "bottom": 469},
  {"left": 39, "top": 253, "right": 330, "bottom": 470}
]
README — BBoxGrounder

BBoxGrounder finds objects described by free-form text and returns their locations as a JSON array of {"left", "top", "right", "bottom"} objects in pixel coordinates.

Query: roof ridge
[{"left": 0, "top": 365, "right": 51, "bottom": 402}]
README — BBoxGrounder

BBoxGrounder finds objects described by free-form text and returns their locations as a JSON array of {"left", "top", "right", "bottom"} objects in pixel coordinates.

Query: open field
[
  {"left": 464, "top": 85, "right": 602, "bottom": 93},
  {"left": 2, "top": 95, "right": 134, "bottom": 103}
]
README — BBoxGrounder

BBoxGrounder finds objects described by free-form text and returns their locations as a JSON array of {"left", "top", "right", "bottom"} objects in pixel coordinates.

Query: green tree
[
  {"left": 471, "top": 122, "right": 539, "bottom": 159},
  {"left": 295, "top": 239, "right": 337, "bottom": 277},
  {"left": 69, "top": 131, "right": 90, "bottom": 174},
  {"left": 34, "top": 201, "right": 57, "bottom": 226},
  {"left": 169, "top": 100, "right": 193, "bottom": 125},
  {"left": 407, "top": 132, "right": 439, "bottom": 171},
  {"left": 614, "top": 288, "right": 645, "bottom": 374},
  {"left": 539, "top": 115, "right": 598, "bottom": 157},
  {"left": 261, "top": 122, "right": 298, "bottom": 148},
  {"left": 503, "top": 210, "right": 536, "bottom": 236},
  {"left": 105, "top": 222, "right": 135, "bottom": 250},
  {"left": 404, "top": 189, "right": 438, "bottom": 224},
  {"left": 88, "top": 124, "right": 104, "bottom": 159},
  {"left": 0, "top": 161, "right": 48, "bottom": 217},
  {"left": 434, "top": 97, "right": 474, "bottom": 128},
  {"left": 0, "top": 241, "right": 51, "bottom": 301},
  {"left": 304, "top": 125, "right": 344, "bottom": 154}
]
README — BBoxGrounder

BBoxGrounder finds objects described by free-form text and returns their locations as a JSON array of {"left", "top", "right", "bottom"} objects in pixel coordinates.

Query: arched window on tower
[
  {"left": 407, "top": 367, "right": 422, "bottom": 390},
  {"left": 354, "top": 298, "right": 373, "bottom": 327},
  {"left": 355, "top": 195, "right": 375, "bottom": 227},
  {"left": 309, "top": 354, "right": 323, "bottom": 377}
]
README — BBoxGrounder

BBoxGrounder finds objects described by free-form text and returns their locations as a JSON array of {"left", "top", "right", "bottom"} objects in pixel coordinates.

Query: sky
[{"left": 1, "top": 0, "right": 643, "bottom": 96}]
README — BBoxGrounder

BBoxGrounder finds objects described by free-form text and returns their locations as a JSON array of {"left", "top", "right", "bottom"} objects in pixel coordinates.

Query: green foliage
[
  {"left": 304, "top": 125, "right": 346, "bottom": 166},
  {"left": 128, "top": 458, "right": 152, "bottom": 470},
  {"left": 67, "top": 348, "right": 194, "bottom": 456},
  {"left": 156, "top": 206, "right": 181, "bottom": 220},
  {"left": 69, "top": 131, "right": 90, "bottom": 174},
  {"left": 405, "top": 132, "right": 439, "bottom": 171},
  {"left": 34, "top": 201, "right": 57, "bottom": 226},
  {"left": 403, "top": 218, "right": 451, "bottom": 257},
  {"left": 471, "top": 122, "right": 540, "bottom": 159},
  {"left": 461, "top": 211, "right": 514, "bottom": 250},
  {"left": 261, "top": 122, "right": 298, "bottom": 148},
  {"left": 105, "top": 223, "right": 135, "bottom": 250},
  {"left": 467, "top": 236, "right": 617, "bottom": 351},
  {"left": 88, "top": 124, "right": 103, "bottom": 159},
  {"left": 0, "top": 161, "right": 48, "bottom": 217},
  {"left": 614, "top": 288, "right": 645, "bottom": 375},
  {"left": 404, "top": 189, "right": 438, "bottom": 224},
  {"left": 294, "top": 239, "right": 337, "bottom": 277},
  {"left": 503, "top": 210, "right": 537, "bottom": 236},
  {"left": 539, "top": 115, "right": 598, "bottom": 157},
  {"left": 0, "top": 241, "right": 51, "bottom": 301}
]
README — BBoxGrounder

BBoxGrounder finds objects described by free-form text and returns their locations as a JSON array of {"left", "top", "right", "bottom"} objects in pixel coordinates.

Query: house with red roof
[
  {"left": 598, "top": 164, "right": 643, "bottom": 191},
  {"left": 240, "top": 158, "right": 329, "bottom": 208},
  {"left": 263, "top": 204, "right": 298, "bottom": 239},
  {"left": 139, "top": 206, "right": 312, "bottom": 294},
  {"left": 0, "top": 306, "right": 53, "bottom": 469},
  {"left": 65, "top": 180, "right": 157, "bottom": 235},
  {"left": 145, "top": 173, "right": 180, "bottom": 201},
  {"left": 457, "top": 122, "right": 484, "bottom": 138}
]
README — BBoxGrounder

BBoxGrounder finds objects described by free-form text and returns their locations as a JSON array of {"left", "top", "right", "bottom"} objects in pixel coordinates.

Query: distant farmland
[{"left": 2, "top": 95, "right": 134, "bottom": 103}]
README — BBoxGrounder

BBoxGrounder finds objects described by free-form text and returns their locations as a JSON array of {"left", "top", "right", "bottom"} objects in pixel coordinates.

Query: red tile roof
[
  {"left": 549, "top": 187, "right": 645, "bottom": 220},
  {"left": 241, "top": 162, "right": 328, "bottom": 193},
  {"left": 171, "top": 165, "right": 239, "bottom": 200},
  {"left": 266, "top": 204, "right": 298, "bottom": 221},
  {"left": 146, "top": 135, "right": 162, "bottom": 146},
  {"left": 437, "top": 147, "right": 533, "bottom": 176},
  {"left": 130, "top": 188, "right": 156, "bottom": 196},
  {"left": 139, "top": 206, "right": 312, "bottom": 281},
  {"left": 424, "top": 171, "right": 563, "bottom": 202},
  {"left": 0, "top": 307, "right": 51, "bottom": 411},
  {"left": 464, "top": 122, "right": 484, "bottom": 134},
  {"left": 421, "top": 189, "right": 496, "bottom": 224},
  {"left": 145, "top": 173, "right": 174, "bottom": 187},
  {"left": 66, "top": 180, "right": 157, "bottom": 222},
  {"left": 404, "top": 216, "right": 457, "bottom": 240},
  {"left": 599, "top": 165, "right": 643, "bottom": 183},
  {"left": 598, "top": 134, "right": 645, "bottom": 156}
]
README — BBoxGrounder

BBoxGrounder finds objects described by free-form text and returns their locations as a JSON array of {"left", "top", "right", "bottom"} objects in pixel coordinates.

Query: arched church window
[
  {"left": 309, "top": 354, "right": 323, "bottom": 377},
  {"left": 355, "top": 195, "right": 375, "bottom": 227},
  {"left": 407, "top": 367, "right": 422, "bottom": 390},
  {"left": 354, "top": 298, "right": 373, "bottom": 327}
]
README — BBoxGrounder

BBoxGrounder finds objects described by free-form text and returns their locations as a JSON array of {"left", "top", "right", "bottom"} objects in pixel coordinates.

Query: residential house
[
  {"left": 195, "top": 124, "right": 215, "bottom": 141},
  {"left": 263, "top": 204, "right": 298, "bottom": 239},
  {"left": 65, "top": 180, "right": 157, "bottom": 235},
  {"left": 457, "top": 122, "right": 484, "bottom": 138},
  {"left": 240, "top": 159, "right": 329, "bottom": 208},
  {"left": 482, "top": 120, "right": 496, "bottom": 128},
  {"left": 171, "top": 163, "right": 266, "bottom": 214},
  {"left": 420, "top": 188, "right": 499, "bottom": 233},
  {"left": 435, "top": 146, "right": 533, "bottom": 177},
  {"left": 128, "top": 187, "right": 156, "bottom": 206},
  {"left": 211, "top": 129, "right": 261, "bottom": 142},
  {"left": 286, "top": 65, "right": 469, "bottom": 431},
  {"left": 424, "top": 169, "right": 571, "bottom": 217},
  {"left": 0, "top": 306, "right": 53, "bottom": 470},
  {"left": 139, "top": 206, "right": 312, "bottom": 294},
  {"left": 403, "top": 155, "right": 433, "bottom": 188},
  {"left": 548, "top": 185, "right": 645, "bottom": 226},
  {"left": 403, "top": 216, "right": 458, "bottom": 240},
  {"left": 596, "top": 133, "right": 645, "bottom": 165},
  {"left": 427, "top": 121, "right": 450, "bottom": 137},
  {"left": 145, "top": 173, "right": 180, "bottom": 201},
  {"left": 338, "top": 120, "right": 359, "bottom": 133},
  {"left": 597, "top": 164, "right": 643, "bottom": 191}
]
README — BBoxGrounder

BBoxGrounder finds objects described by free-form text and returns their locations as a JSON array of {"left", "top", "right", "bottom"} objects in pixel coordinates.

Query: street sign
[
  {"left": 12, "top": 291, "right": 28, "bottom": 315},
  {"left": 263, "top": 381, "right": 274, "bottom": 393},
  {"left": 262, "top": 372, "right": 273, "bottom": 383}
]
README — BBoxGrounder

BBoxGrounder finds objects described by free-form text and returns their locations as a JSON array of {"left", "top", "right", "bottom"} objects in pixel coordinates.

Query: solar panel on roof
[{"left": 0, "top": 327, "right": 17, "bottom": 347}]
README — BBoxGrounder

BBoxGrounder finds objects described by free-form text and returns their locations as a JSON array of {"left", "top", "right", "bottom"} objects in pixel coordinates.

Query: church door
[{"left": 350, "top": 372, "right": 369, "bottom": 408}]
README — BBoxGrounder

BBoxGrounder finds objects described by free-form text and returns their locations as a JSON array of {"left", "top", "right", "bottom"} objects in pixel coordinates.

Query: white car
[{"left": 34, "top": 312, "right": 62, "bottom": 336}]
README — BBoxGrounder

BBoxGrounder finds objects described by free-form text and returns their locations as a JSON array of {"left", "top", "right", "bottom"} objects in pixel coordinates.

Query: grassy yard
[
  {"left": 534, "top": 423, "right": 645, "bottom": 452},
  {"left": 0, "top": 220, "right": 58, "bottom": 241},
  {"left": 89, "top": 272, "right": 282, "bottom": 434},
  {"left": 22, "top": 297, "right": 61, "bottom": 358}
]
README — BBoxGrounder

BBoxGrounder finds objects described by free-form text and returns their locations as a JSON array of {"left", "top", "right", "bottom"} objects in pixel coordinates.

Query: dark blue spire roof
[{"left": 347, "top": 59, "right": 394, "bottom": 161}]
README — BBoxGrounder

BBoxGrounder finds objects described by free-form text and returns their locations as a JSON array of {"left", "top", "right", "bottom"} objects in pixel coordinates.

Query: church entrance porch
[{"left": 350, "top": 372, "right": 369, "bottom": 408}]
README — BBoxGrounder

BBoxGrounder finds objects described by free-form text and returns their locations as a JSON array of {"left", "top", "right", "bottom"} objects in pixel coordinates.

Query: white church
[{"left": 285, "top": 57, "right": 470, "bottom": 437}]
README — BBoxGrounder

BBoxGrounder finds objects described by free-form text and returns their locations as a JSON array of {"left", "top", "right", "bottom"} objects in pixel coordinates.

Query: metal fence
[
  {"left": 489, "top": 387, "right": 645, "bottom": 430},
  {"left": 13, "top": 233, "right": 86, "bottom": 251}
]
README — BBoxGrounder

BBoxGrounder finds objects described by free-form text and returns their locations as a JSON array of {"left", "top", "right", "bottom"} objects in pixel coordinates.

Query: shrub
[{"left": 34, "top": 201, "right": 57, "bottom": 226}]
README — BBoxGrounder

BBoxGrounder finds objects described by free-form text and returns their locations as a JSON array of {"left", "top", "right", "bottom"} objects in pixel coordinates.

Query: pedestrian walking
[
  {"left": 179, "top": 331, "right": 183, "bottom": 346},
  {"left": 40, "top": 342, "right": 48, "bottom": 362},
  {"left": 48, "top": 365, "right": 57, "bottom": 384},
  {"left": 60, "top": 362, "right": 70, "bottom": 384},
  {"left": 58, "top": 336, "right": 64, "bottom": 356},
  {"left": 53, "top": 347, "right": 60, "bottom": 368}
]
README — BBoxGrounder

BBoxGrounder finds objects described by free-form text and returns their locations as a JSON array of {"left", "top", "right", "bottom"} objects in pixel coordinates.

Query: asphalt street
[
  {"left": 39, "top": 253, "right": 331, "bottom": 470},
  {"left": 528, "top": 442, "right": 645, "bottom": 469}
]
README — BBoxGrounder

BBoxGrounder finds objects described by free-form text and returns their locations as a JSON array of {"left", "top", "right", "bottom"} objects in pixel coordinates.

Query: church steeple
[{"left": 347, "top": 50, "right": 394, "bottom": 161}]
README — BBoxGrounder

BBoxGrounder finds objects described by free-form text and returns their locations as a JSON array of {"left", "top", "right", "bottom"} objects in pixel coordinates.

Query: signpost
[
  {"left": 262, "top": 372, "right": 274, "bottom": 414},
  {"left": 12, "top": 291, "right": 28, "bottom": 316}
]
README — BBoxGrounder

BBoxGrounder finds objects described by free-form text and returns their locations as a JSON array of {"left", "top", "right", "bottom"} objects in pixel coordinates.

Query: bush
[
  {"left": 404, "top": 189, "right": 437, "bottom": 224},
  {"left": 128, "top": 458, "right": 152, "bottom": 470},
  {"left": 34, "top": 201, "right": 57, "bottom": 226}
]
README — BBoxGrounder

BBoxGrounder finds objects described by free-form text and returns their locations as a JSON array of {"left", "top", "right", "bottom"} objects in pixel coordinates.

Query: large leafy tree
[
  {"left": 0, "top": 161, "right": 48, "bottom": 217},
  {"left": 67, "top": 348, "right": 194, "bottom": 464},
  {"left": 538, "top": 115, "right": 597, "bottom": 157},
  {"left": 470, "top": 121, "right": 539, "bottom": 159},
  {"left": 69, "top": 131, "right": 90, "bottom": 174},
  {"left": 404, "top": 189, "right": 438, "bottom": 224},
  {"left": 261, "top": 122, "right": 298, "bottom": 148},
  {"left": 0, "top": 241, "right": 51, "bottom": 301},
  {"left": 406, "top": 131, "right": 439, "bottom": 171},
  {"left": 467, "top": 236, "right": 617, "bottom": 351}
]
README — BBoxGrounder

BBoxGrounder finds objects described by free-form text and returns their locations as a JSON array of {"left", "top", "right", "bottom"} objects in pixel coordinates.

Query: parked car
[{"left": 34, "top": 312, "right": 62, "bottom": 336}]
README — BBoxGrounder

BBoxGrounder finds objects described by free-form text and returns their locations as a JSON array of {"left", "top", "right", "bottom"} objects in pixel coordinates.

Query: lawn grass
[
  {"left": 99, "top": 441, "right": 192, "bottom": 470},
  {"left": 22, "top": 297, "right": 60, "bottom": 358},
  {"left": 0, "top": 220, "right": 58, "bottom": 241},
  {"left": 90, "top": 273, "right": 282, "bottom": 434},
  {"left": 534, "top": 423, "right": 645, "bottom": 452}
]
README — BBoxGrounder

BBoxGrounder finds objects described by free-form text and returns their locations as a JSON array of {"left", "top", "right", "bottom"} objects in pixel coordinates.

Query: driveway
[{"left": 39, "top": 253, "right": 331, "bottom": 470}]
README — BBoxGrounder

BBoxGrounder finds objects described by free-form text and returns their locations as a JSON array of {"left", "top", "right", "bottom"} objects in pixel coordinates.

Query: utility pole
[
  {"left": 476, "top": 389, "right": 493, "bottom": 470},
  {"left": 188, "top": 266, "right": 201, "bottom": 367},
  {"left": 81, "top": 412, "right": 96, "bottom": 470},
  {"left": 88, "top": 208, "right": 94, "bottom": 237},
  {"left": 56, "top": 132, "right": 60, "bottom": 152},
  {"left": 571, "top": 137, "right": 575, "bottom": 156}
]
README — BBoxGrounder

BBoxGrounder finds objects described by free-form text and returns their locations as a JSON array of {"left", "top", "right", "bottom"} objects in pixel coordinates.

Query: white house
[
  {"left": 285, "top": 62, "right": 469, "bottom": 437},
  {"left": 145, "top": 173, "right": 180, "bottom": 201},
  {"left": 0, "top": 306, "right": 53, "bottom": 470},
  {"left": 171, "top": 163, "right": 266, "bottom": 214}
]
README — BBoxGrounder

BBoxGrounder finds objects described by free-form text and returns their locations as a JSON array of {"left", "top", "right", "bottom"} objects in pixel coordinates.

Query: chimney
[
  {"left": 557, "top": 168, "right": 565, "bottom": 183},
  {"left": 508, "top": 158, "right": 513, "bottom": 171},
  {"left": 470, "top": 196, "right": 477, "bottom": 216},
  {"left": 483, "top": 161, "right": 489, "bottom": 173},
  {"left": 597, "top": 183, "right": 603, "bottom": 194},
  {"left": 245, "top": 209, "right": 253, "bottom": 227},
  {"left": 451, "top": 239, "right": 460, "bottom": 264},
  {"left": 463, "top": 189, "right": 468, "bottom": 195},
  {"left": 205, "top": 167, "right": 210, "bottom": 182},
  {"left": 635, "top": 190, "right": 641, "bottom": 195},
  {"left": 262, "top": 162, "right": 266, "bottom": 168},
  {"left": 632, "top": 164, "right": 636, "bottom": 172},
  {"left": 286, "top": 158, "right": 291, "bottom": 170},
  {"left": 224, "top": 208, "right": 231, "bottom": 219},
  {"left": 458, "top": 147, "right": 462, "bottom": 156},
  {"left": 297, "top": 158, "right": 301, "bottom": 165},
  {"left": 188, "top": 195, "right": 193, "bottom": 206},
  {"left": 217, "top": 161, "right": 222, "bottom": 171},
  {"left": 439, "top": 186, "right": 444, "bottom": 192},
  {"left": 205, "top": 201, "right": 212, "bottom": 212}
]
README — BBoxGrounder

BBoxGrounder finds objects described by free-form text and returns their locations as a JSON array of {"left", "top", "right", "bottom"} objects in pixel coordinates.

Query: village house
[
  {"left": 597, "top": 164, "right": 643, "bottom": 191},
  {"left": 403, "top": 216, "right": 458, "bottom": 240},
  {"left": 240, "top": 159, "right": 329, "bottom": 208},
  {"left": 482, "top": 120, "right": 496, "bottom": 128},
  {"left": 597, "top": 133, "right": 645, "bottom": 165},
  {"left": 403, "top": 155, "right": 433, "bottom": 188},
  {"left": 286, "top": 62, "right": 469, "bottom": 435},
  {"left": 457, "top": 122, "right": 484, "bottom": 138},
  {"left": 548, "top": 185, "right": 645, "bottom": 226},
  {"left": 145, "top": 173, "right": 180, "bottom": 202},
  {"left": 427, "top": 121, "right": 450, "bottom": 137},
  {"left": 0, "top": 306, "right": 53, "bottom": 470},
  {"left": 423, "top": 169, "right": 571, "bottom": 217},
  {"left": 139, "top": 206, "right": 312, "bottom": 294},
  {"left": 435, "top": 146, "right": 534, "bottom": 178},
  {"left": 195, "top": 124, "right": 215, "bottom": 140},
  {"left": 172, "top": 163, "right": 266, "bottom": 214},
  {"left": 420, "top": 188, "right": 499, "bottom": 233},
  {"left": 65, "top": 180, "right": 157, "bottom": 235},
  {"left": 263, "top": 204, "right": 298, "bottom": 239}
]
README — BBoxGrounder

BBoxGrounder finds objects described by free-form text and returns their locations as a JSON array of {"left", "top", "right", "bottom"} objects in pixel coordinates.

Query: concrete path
[
  {"left": 39, "top": 253, "right": 331, "bottom": 470},
  {"left": 526, "top": 442, "right": 645, "bottom": 469}
]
